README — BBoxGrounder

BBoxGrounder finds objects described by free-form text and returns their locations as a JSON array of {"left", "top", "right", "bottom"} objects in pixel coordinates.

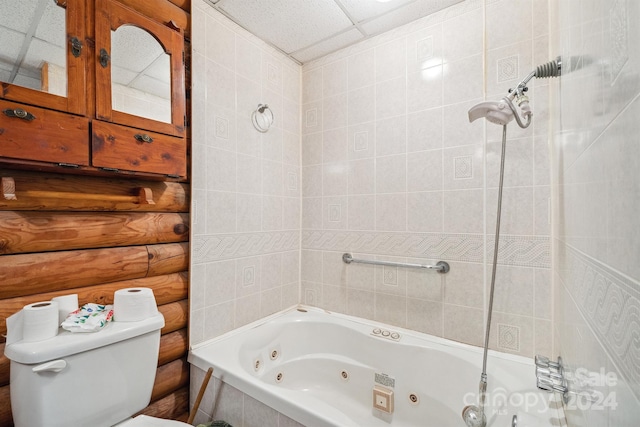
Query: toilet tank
[{"left": 4, "top": 313, "right": 165, "bottom": 427}]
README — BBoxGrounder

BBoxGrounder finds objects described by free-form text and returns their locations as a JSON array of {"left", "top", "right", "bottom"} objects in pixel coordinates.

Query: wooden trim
[
  {"left": 0, "top": 344, "right": 9, "bottom": 387},
  {"left": 0, "top": 384, "right": 11, "bottom": 427},
  {"left": 151, "top": 357, "right": 189, "bottom": 401},
  {"left": 158, "top": 329, "right": 188, "bottom": 366},
  {"left": 0, "top": 171, "right": 189, "bottom": 212},
  {"left": 138, "top": 386, "right": 189, "bottom": 420},
  {"left": 167, "top": 0, "right": 189, "bottom": 12},
  {"left": 0, "top": 212, "right": 188, "bottom": 254},
  {"left": 159, "top": 299, "right": 188, "bottom": 335},
  {"left": 41, "top": 62, "right": 50, "bottom": 92},
  {"left": 115, "top": 0, "right": 190, "bottom": 34}
]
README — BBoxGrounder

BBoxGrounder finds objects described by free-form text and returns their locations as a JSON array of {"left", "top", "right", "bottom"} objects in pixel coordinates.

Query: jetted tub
[{"left": 189, "top": 306, "right": 561, "bottom": 427}]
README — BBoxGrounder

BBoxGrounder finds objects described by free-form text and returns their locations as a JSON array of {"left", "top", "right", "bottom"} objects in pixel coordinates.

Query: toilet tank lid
[{"left": 4, "top": 313, "right": 165, "bottom": 364}]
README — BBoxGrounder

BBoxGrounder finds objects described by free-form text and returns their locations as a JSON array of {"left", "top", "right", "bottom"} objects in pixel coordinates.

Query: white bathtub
[{"left": 189, "top": 306, "right": 562, "bottom": 427}]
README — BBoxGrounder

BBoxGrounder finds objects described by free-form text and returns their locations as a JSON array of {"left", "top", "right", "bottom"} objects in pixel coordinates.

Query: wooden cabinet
[
  {"left": 95, "top": 0, "right": 186, "bottom": 138},
  {"left": 0, "top": 0, "right": 88, "bottom": 116},
  {"left": 92, "top": 121, "right": 186, "bottom": 177},
  {"left": 0, "top": 99, "right": 89, "bottom": 166},
  {"left": 0, "top": 0, "right": 187, "bottom": 180}
]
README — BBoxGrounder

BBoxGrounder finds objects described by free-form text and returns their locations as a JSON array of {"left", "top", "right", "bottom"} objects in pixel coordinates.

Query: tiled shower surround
[
  {"left": 190, "top": 0, "right": 640, "bottom": 424},
  {"left": 191, "top": 0, "right": 552, "bottom": 356},
  {"left": 298, "top": 0, "right": 552, "bottom": 359}
]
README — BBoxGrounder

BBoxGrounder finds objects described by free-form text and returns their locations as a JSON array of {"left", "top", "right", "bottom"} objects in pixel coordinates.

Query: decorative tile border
[
  {"left": 302, "top": 231, "right": 550, "bottom": 267},
  {"left": 192, "top": 231, "right": 300, "bottom": 264},
  {"left": 558, "top": 242, "right": 640, "bottom": 401},
  {"left": 487, "top": 236, "right": 551, "bottom": 268}
]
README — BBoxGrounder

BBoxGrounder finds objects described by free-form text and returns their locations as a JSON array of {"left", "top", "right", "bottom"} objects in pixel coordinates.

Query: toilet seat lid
[{"left": 115, "top": 415, "right": 192, "bottom": 427}]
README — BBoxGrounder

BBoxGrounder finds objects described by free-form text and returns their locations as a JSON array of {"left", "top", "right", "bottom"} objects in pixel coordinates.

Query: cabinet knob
[
  {"left": 99, "top": 48, "right": 110, "bottom": 68},
  {"left": 134, "top": 133, "right": 153, "bottom": 143},
  {"left": 3, "top": 108, "right": 36, "bottom": 121}
]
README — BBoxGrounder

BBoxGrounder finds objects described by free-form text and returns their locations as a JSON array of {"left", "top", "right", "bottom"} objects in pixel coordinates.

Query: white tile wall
[
  {"left": 190, "top": 0, "right": 301, "bottom": 346},
  {"left": 192, "top": 0, "right": 553, "bottom": 360},
  {"left": 190, "top": 0, "right": 640, "bottom": 421},
  {"left": 551, "top": 0, "right": 640, "bottom": 422},
  {"left": 298, "top": 0, "right": 552, "bottom": 359}
]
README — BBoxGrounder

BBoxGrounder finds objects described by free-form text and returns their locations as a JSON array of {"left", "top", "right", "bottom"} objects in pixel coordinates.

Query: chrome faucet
[{"left": 535, "top": 355, "right": 569, "bottom": 402}]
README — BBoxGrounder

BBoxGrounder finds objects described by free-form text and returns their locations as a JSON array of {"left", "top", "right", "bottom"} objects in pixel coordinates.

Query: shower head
[
  {"left": 468, "top": 57, "right": 561, "bottom": 128},
  {"left": 468, "top": 99, "right": 514, "bottom": 125}
]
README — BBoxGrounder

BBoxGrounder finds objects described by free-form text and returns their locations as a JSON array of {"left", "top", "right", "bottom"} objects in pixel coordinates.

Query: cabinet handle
[
  {"left": 99, "top": 48, "right": 110, "bottom": 68},
  {"left": 3, "top": 108, "right": 36, "bottom": 121},
  {"left": 134, "top": 133, "right": 153, "bottom": 143},
  {"left": 70, "top": 37, "right": 83, "bottom": 58}
]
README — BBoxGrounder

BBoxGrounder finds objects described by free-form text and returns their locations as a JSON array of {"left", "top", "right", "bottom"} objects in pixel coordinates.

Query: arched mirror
[
  {"left": 110, "top": 25, "right": 171, "bottom": 124},
  {"left": 95, "top": 0, "right": 185, "bottom": 137},
  {"left": 0, "top": 0, "right": 87, "bottom": 115}
]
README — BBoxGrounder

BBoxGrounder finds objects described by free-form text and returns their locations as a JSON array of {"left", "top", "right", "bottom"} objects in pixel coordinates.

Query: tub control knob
[
  {"left": 381, "top": 330, "right": 390, "bottom": 337},
  {"left": 390, "top": 332, "right": 400, "bottom": 340},
  {"left": 373, "top": 328, "right": 381, "bottom": 335}
]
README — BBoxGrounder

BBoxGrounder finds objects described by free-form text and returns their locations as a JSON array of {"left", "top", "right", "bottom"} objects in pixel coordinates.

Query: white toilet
[{"left": 4, "top": 312, "right": 191, "bottom": 427}]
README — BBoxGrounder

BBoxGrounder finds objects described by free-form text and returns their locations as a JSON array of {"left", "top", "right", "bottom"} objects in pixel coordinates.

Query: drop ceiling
[{"left": 205, "top": 0, "right": 464, "bottom": 64}]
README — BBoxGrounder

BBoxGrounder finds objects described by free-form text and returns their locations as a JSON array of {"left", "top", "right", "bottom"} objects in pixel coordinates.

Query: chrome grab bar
[{"left": 342, "top": 253, "right": 450, "bottom": 274}]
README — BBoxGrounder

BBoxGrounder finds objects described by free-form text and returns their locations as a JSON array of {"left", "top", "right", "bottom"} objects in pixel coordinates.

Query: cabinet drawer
[
  {"left": 0, "top": 100, "right": 89, "bottom": 166},
  {"left": 91, "top": 120, "right": 186, "bottom": 177}
]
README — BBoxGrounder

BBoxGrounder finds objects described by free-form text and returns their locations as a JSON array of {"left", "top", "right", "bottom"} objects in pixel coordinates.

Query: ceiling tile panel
[
  {"left": 291, "top": 28, "right": 364, "bottom": 63},
  {"left": 111, "top": 65, "right": 138, "bottom": 86},
  {"left": 361, "top": 0, "right": 462, "bottom": 36},
  {"left": 145, "top": 54, "right": 171, "bottom": 82},
  {"left": 203, "top": 0, "right": 466, "bottom": 64},
  {"left": 337, "top": 0, "right": 414, "bottom": 23},
  {"left": 0, "top": 26, "right": 26, "bottom": 65},
  {"left": 111, "top": 26, "right": 165, "bottom": 73},
  {"left": 0, "top": 0, "right": 37, "bottom": 33},
  {"left": 23, "top": 38, "right": 65, "bottom": 69},
  {"left": 34, "top": 0, "right": 66, "bottom": 48},
  {"left": 130, "top": 75, "right": 171, "bottom": 100},
  {"left": 216, "top": 0, "right": 353, "bottom": 53}
]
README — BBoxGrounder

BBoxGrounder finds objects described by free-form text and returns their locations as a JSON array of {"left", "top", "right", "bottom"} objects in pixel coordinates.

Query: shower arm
[
  {"left": 501, "top": 70, "right": 536, "bottom": 129},
  {"left": 509, "top": 70, "right": 536, "bottom": 99}
]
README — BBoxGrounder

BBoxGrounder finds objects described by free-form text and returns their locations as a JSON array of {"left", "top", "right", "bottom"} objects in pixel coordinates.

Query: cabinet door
[
  {"left": 0, "top": 0, "right": 87, "bottom": 116},
  {"left": 92, "top": 120, "right": 186, "bottom": 178},
  {"left": 95, "top": 0, "right": 186, "bottom": 138},
  {"left": 0, "top": 99, "right": 89, "bottom": 165}
]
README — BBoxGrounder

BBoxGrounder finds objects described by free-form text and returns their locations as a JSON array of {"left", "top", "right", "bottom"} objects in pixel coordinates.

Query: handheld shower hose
[{"left": 462, "top": 57, "right": 561, "bottom": 427}]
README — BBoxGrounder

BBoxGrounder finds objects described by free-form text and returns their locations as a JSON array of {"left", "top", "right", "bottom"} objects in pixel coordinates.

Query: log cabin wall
[{"left": 0, "top": 0, "right": 192, "bottom": 425}]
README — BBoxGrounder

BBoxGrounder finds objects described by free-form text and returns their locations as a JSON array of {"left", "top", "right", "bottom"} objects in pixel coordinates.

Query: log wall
[
  {"left": 0, "top": 171, "right": 190, "bottom": 426},
  {"left": 0, "top": 1, "right": 192, "bottom": 425}
]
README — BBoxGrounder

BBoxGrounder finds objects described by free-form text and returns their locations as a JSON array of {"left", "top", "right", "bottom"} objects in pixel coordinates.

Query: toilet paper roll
[
  {"left": 51, "top": 294, "right": 79, "bottom": 324},
  {"left": 22, "top": 301, "right": 60, "bottom": 343},
  {"left": 113, "top": 287, "right": 158, "bottom": 322}
]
